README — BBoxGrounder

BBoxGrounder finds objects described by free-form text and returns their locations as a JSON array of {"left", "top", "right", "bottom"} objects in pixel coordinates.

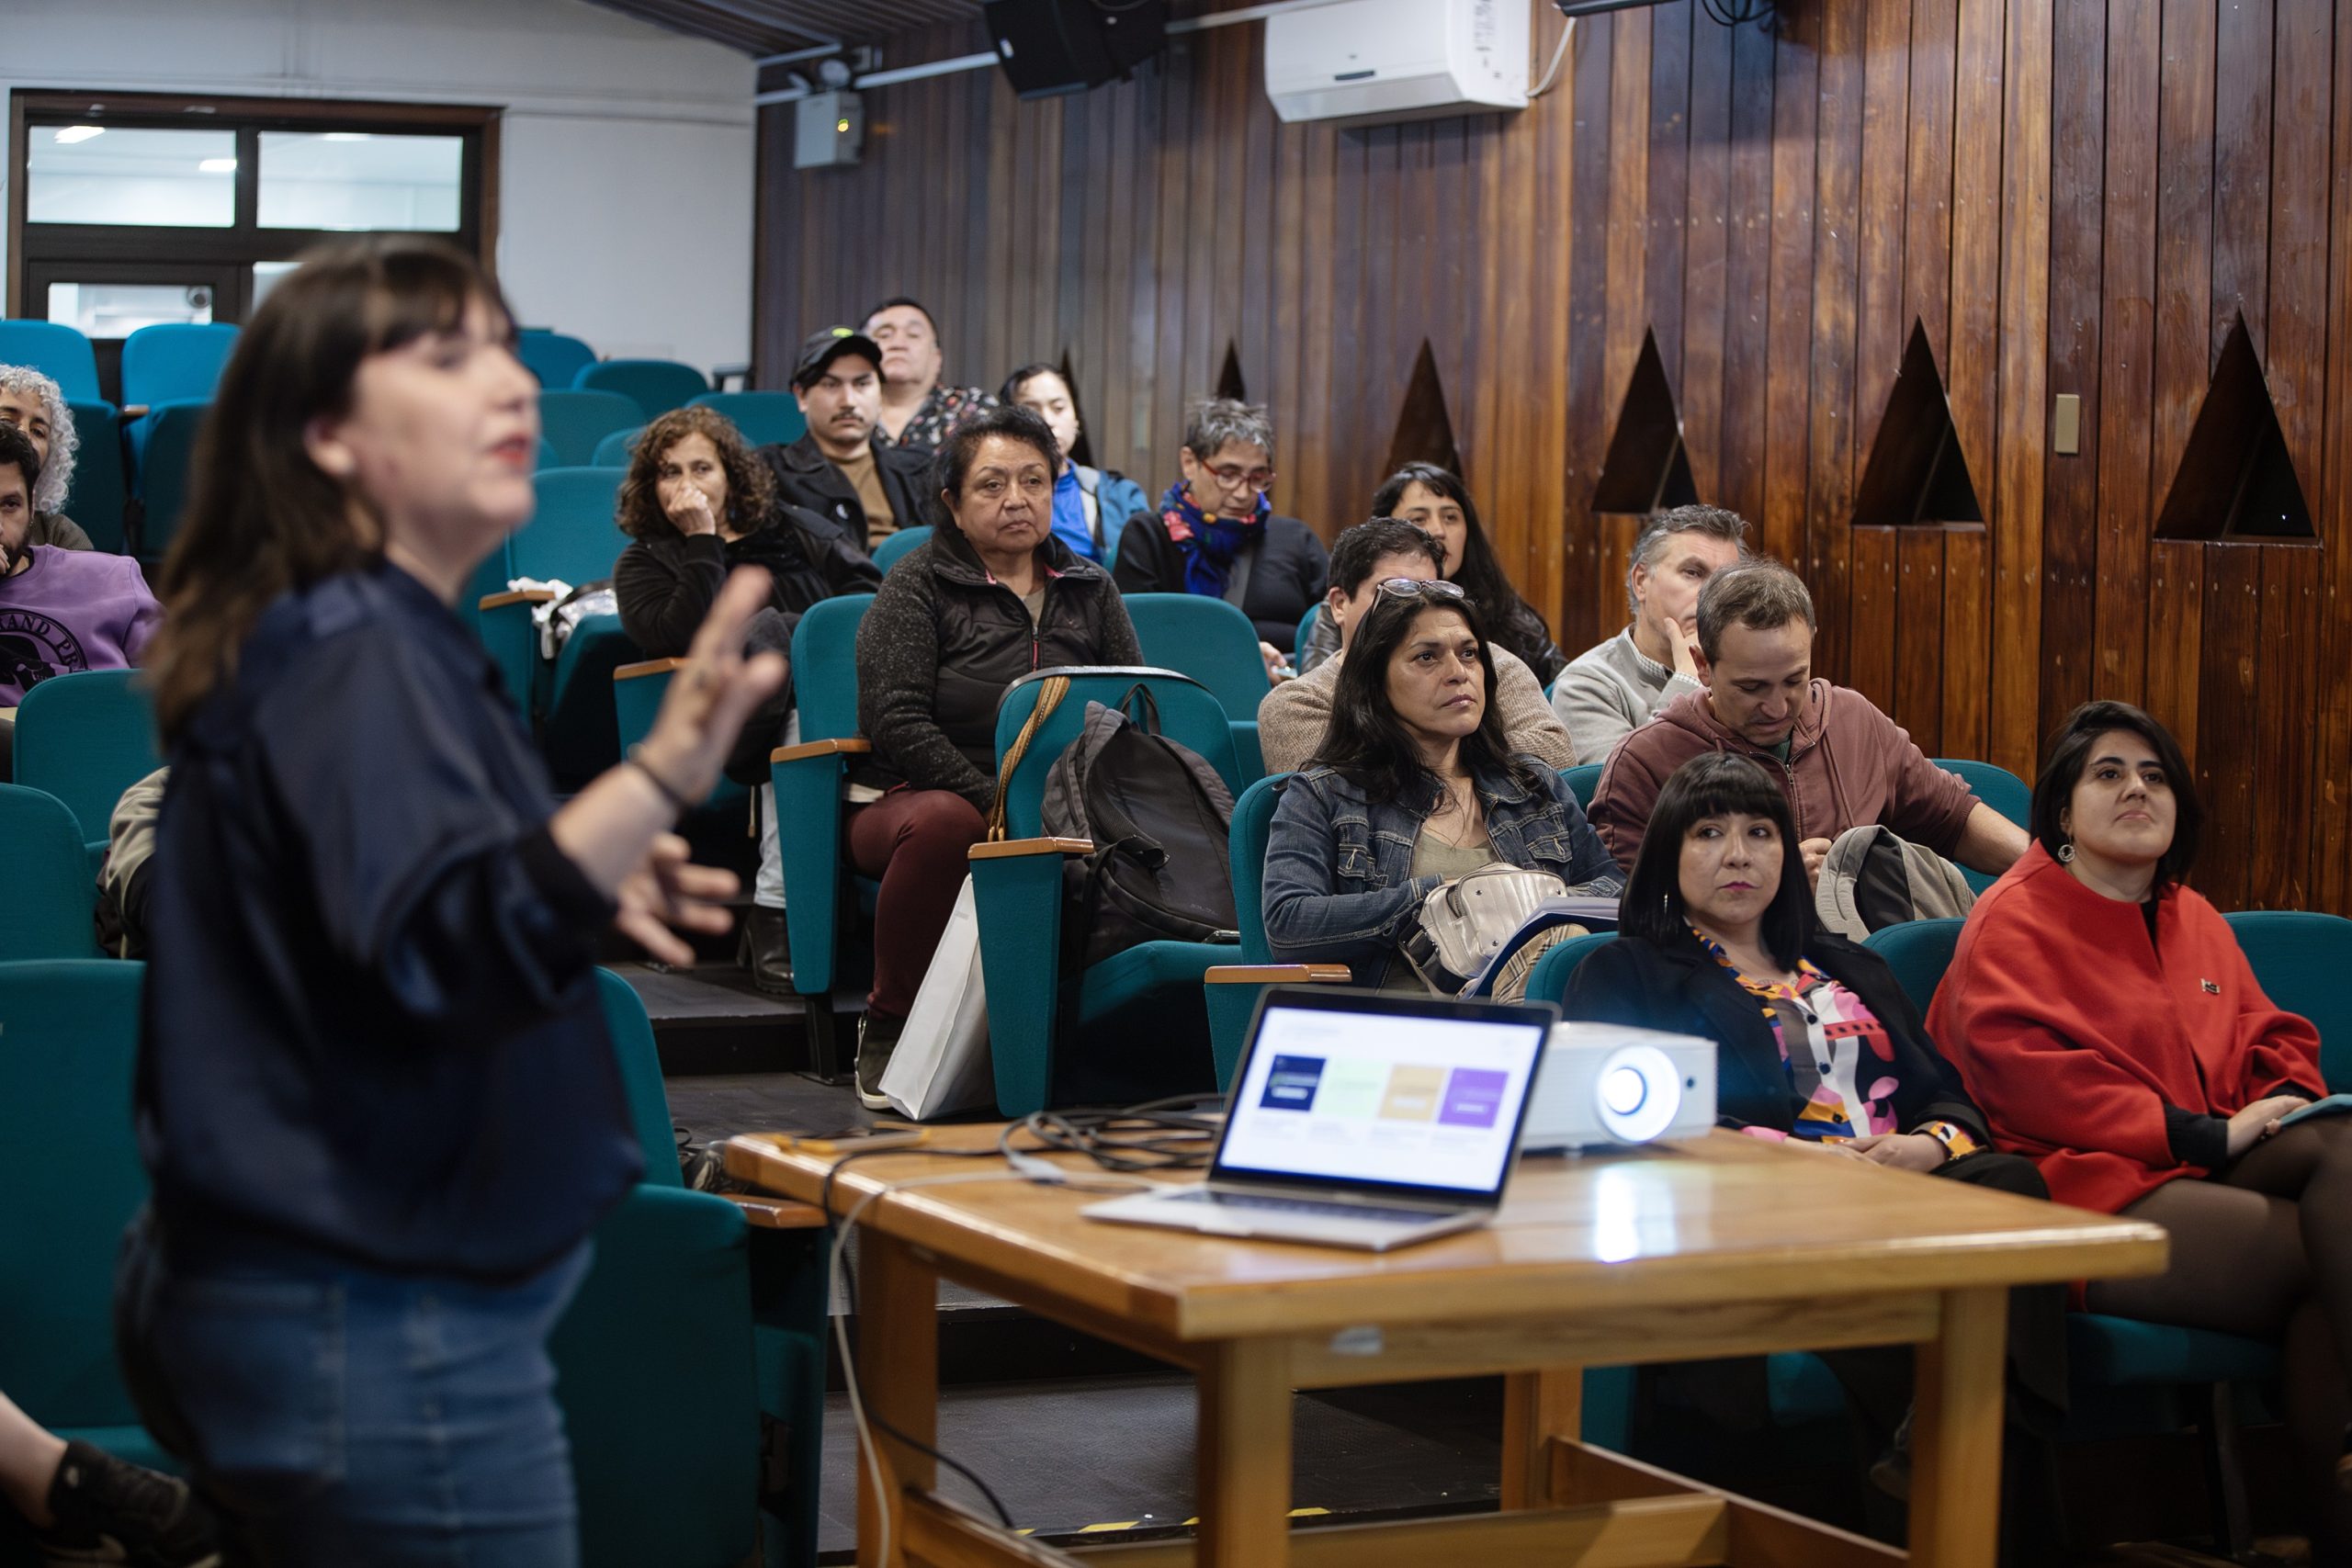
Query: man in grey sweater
[
  {"left": 1549, "top": 504, "right": 1749, "bottom": 765},
  {"left": 1261, "top": 517, "right": 1575, "bottom": 775}
]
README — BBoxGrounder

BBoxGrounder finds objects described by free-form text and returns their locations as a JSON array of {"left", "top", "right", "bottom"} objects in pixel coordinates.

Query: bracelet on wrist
[{"left": 626, "top": 745, "right": 697, "bottom": 816}]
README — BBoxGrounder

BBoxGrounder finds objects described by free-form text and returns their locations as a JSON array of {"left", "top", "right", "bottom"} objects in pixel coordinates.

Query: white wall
[{"left": 0, "top": 0, "right": 757, "bottom": 377}]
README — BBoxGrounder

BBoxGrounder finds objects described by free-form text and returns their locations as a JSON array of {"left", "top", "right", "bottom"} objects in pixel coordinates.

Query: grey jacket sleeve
[{"left": 1548, "top": 661, "right": 1701, "bottom": 770}]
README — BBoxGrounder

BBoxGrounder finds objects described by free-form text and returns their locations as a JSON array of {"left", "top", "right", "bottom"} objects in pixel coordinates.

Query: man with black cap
[{"left": 761, "top": 327, "right": 932, "bottom": 552}]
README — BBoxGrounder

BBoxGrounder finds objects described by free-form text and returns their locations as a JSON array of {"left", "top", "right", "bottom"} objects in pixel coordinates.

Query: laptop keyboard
[{"left": 1166, "top": 1190, "right": 1450, "bottom": 1225}]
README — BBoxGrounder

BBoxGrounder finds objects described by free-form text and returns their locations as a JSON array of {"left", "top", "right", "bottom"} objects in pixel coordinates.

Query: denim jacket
[{"left": 1263, "top": 760, "right": 1622, "bottom": 986}]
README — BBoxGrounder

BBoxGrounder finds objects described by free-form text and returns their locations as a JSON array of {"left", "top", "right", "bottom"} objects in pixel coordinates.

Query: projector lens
[
  {"left": 1601, "top": 1065, "right": 1647, "bottom": 1116},
  {"left": 1596, "top": 1044, "right": 1682, "bottom": 1143}
]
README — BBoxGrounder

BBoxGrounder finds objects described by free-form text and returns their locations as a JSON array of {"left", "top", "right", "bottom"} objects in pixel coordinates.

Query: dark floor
[{"left": 813, "top": 1374, "right": 1506, "bottom": 1556}]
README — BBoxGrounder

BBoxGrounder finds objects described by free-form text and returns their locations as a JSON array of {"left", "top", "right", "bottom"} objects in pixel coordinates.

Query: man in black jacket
[{"left": 762, "top": 328, "right": 931, "bottom": 552}]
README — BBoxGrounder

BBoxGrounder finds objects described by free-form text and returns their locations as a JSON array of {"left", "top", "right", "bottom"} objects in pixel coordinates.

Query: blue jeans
[{"left": 116, "top": 1212, "right": 593, "bottom": 1568}]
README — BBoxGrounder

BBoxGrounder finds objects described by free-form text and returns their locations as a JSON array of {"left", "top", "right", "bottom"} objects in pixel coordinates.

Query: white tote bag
[{"left": 876, "top": 874, "right": 996, "bottom": 1120}]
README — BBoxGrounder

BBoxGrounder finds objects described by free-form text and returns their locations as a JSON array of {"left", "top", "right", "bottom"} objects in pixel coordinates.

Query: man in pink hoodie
[{"left": 1589, "top": 560, "right": 2028, "bottom": 884}]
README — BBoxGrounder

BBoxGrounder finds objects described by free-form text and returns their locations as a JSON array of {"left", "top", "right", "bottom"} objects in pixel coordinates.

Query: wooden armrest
[
  {"left": 969, "top": 837, "right": 1094, "bottom": 862},
  {"left": 722, "top": 1192, "right": 827, "bottom": 1230},
  {"left": 616, "top": 657, "right": 688, "bottom": 682},
  {"left": 121, "top": 403, "right": 151, "bottom": 420},
  {"left": 1204, "top": 964, "right": 1354, "bottom": 985},
  {"left": 479, "top": 588, "right": 557, "bottom": 610},
  {"left": 771, "top": 738, "right": 874, "bottom": 763}
]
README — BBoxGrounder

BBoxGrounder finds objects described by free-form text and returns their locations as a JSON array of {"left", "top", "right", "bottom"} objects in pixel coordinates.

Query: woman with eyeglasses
[
  {"left": 1112, "top": 398, "right": 1329, "bottom": 665},
  {"left": 1262, "top": 580, "right": 1616, "bottom": 990}
]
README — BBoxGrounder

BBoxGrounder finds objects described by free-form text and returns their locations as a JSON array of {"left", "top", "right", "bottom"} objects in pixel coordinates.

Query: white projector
[{"left": 1522, "top": 1021, "right": 1717, "bottom": 1152}]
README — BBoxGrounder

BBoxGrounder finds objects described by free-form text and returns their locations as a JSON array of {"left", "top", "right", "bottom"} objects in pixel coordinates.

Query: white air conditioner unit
[{"left": 1264, "top": 0, "right": 1530, "bottom": 128}]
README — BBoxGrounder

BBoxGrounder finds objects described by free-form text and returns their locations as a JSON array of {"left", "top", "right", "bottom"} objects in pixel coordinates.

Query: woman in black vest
[
  {"left": 849, "top": 404, "right": 1139, "bottom": 1106},
  {"left": 1563, "top": 752, "right": 2065, "bottom": 1558}
]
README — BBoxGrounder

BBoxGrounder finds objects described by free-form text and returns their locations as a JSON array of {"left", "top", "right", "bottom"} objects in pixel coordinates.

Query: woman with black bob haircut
[
  {"left": 1262, "top": 580, "right": 1615, "bottom": 989},
  {"left": 1296, "top": 462, "right": 1565, "bottom": 682},
  {"left": 124, "top": 235, "right": 782, "bottom": 1563},
  {"left": 1933, "top": 703, "right": 2352, "bottom": 1551},
  {"left": 1566, "top": 750, "right": 2067, "bottom": 1543},
  {"left": 846, "top": 402, "right": 1139, "bottom": 1104}
]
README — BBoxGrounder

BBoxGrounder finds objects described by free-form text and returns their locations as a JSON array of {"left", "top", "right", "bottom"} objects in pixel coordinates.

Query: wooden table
[{"left": 726, "top": 1127, "right": 2165, "bottom": 1568}]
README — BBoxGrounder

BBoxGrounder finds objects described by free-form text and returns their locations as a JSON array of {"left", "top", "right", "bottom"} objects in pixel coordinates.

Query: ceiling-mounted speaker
[{"left": 982, "top": 0, "right": 1169, "bottom": 99}]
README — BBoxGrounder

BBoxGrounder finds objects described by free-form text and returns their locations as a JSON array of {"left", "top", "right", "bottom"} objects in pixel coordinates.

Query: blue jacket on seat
[{"left": 1263, "top": 760, "right": 1619, "bottom": 986}]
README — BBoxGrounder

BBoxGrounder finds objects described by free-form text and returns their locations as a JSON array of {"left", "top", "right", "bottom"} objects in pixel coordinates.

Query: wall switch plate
[{"left": 2053, "top": 393, "right": 2081, "bottom": 456}]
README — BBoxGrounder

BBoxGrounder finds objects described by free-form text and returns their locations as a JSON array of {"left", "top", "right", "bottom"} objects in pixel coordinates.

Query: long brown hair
[
  {"left": 614, "top": 405, "right": 775, "bottom": 541},
  {"left": 146, "top": 236, "right": 514, "bottom": 743}
]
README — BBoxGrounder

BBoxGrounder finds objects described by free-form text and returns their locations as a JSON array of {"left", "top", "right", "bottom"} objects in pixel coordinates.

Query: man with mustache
[{"left": 761, "top": 327, "right": 930, "bottom": 552}]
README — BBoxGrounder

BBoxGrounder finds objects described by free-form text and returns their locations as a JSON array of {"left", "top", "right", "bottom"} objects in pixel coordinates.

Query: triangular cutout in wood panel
[
  {"left": 1852, "top": 320, "right": 1985, "bottom": 528},
  {"left": 2153, "top": 313, "right": 2317, "bottom": 543},
  {"left": 1057, "top": 348, "right": 1096, "bottom": 469},
  {"left": 1215, "top": 342, "right": 1248, "bottom": 403},
  {"left": 1384, "top": 340, "right": 1464, "bottom": 479},
  {"left": 1592, "top": 327, "right": 1699, "bottom": 513}
]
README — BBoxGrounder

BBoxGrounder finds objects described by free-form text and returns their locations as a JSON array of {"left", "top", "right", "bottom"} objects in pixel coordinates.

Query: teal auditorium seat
[
  {"left": 516, "top": 329, "right": 598, "bottom": 390},
  {"left": 871, "top": 524, "right": 931, "bottom": 572},
  {"left": 1122, "top": 593, "right": 1269, "bottom": 781},
  {"left": 14, "top": 669, "right": 162, "bottom": 858},
  {"left": 689, "top": 389, "right": 808, "bottom": 447},
  {"left": 771, "top": 594, "right": 877, "bottom": 1081},
  {"left": 536, "top": 435, "right": 559, "bottom": 470},
  {"left": 0, "top": 320, "right": 104, "bottom": 401},
  {"left": 501, "top": 467, "right": 637, "bottom": 787},
  {"left": 62, "top": 400, "right": 128, "bottom": 554},
  {"left": 537, "top": 389, "right": 644, "bottom": 468},
  {"left": 1293, "top": 603, "right": 1319, "bottom": 662},
  {"left": 130, "top": 400, "right": 208, "bottom": 563},
  {"left": 119, "top": 323, "right": 235, "bottom": 409},
  {"left": 575, "top": 358, "right": 708, "bottom": 419},
  {"left": 0, "top": 785, "right": 101, "bottom": 959},
  {"left": 593, "top": 425, "right": 642, "bottom": 468},
  {"left": 1563, "top": 761, "right": 1602, "bottom": 811},
  {"left": 2225, "top": 909, "right": 2352, "bottom": 1088},
  {"left": 972, "top": 670, "right": 1242, "bottom": 1115},
  {"left": 1864, "top": 913, "right": 2278, "bottom": 1561},
  {"left": 0, "top": 962, "right": 168, "bottom": 1473},
  {"left": 1932, "top": 757, "right": 2031, "bottom": 896}
]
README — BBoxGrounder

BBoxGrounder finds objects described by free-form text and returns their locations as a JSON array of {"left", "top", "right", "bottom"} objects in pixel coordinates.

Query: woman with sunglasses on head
[
  {"left": 1262, "top": 581, "right": 1615, "bottom": 990},
  {"left": 1112, "top": 398, "right": 1329, "bottom": 673}
]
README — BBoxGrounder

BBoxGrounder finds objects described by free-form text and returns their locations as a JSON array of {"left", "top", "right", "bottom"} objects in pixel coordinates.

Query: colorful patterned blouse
[
  {"left": 875, "top": 385, "right": 1001, "bottom": 455},
  {"left": 1691, "top": 927, "right": 1976, "bottom": 1158}
]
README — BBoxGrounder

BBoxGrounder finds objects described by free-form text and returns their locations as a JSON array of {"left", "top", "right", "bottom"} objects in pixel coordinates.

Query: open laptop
[{"left": 1082, "top": 987, "right": 1555, "bottom": 1251}]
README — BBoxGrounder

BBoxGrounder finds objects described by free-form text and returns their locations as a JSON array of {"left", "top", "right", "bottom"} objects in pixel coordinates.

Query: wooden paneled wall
[{"left": 756, "top": 0, "right": 2352, "bottom": 914}]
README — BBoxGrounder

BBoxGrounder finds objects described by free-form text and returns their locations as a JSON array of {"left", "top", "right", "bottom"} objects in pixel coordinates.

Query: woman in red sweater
[{"left": 1931, "top": 701, "right": 2351, "bottom": 1551}]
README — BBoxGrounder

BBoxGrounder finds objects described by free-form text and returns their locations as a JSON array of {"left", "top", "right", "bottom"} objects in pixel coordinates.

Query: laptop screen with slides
[{"left": 1214, "top": 987, "right": 1554, "bottom": 1208}]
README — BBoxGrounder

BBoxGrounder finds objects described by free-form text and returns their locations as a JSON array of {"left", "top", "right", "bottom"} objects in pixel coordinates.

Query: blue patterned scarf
[{"left": 1157, "top": 480, "right": 1269, "bottom": 600}]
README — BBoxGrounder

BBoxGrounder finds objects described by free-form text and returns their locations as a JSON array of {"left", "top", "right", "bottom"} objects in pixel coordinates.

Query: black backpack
[{"left": 1040, "top": 684, "right": 1241, "bottom": 970}]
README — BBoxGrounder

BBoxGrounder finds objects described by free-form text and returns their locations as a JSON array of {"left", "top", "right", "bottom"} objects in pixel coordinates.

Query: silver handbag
[{"left": 1401, "top": 863, "right": 1568, "bottom": 995}]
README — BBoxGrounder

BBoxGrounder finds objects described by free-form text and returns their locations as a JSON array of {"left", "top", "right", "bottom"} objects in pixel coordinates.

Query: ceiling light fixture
[
  {"left": 52, "top": 125, "right": 105, "bottom": 144},
  {"left": 198, "top": 157, "right": 238, "bottom": 173}
]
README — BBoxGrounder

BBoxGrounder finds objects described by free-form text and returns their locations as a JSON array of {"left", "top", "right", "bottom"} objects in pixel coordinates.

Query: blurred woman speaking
[{"left": 121, "top": 236, "right": 781, "bottom": 1566}]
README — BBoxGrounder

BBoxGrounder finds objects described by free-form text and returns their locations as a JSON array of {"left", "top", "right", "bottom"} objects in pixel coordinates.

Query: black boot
[
  {"left": 856, "top": 1010, "right": 906, "bottom": 1111},
  {"left": 741, "top": 905, "right": 792, "bottom": 996}
]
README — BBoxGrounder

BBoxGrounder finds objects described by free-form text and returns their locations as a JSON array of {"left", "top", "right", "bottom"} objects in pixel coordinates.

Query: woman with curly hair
[
  {"left": 0, "top": 363, "right": 91, "bottom": 549},
  {"left": 612, "top": 404, "right": 879, "bottom": 990}
]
